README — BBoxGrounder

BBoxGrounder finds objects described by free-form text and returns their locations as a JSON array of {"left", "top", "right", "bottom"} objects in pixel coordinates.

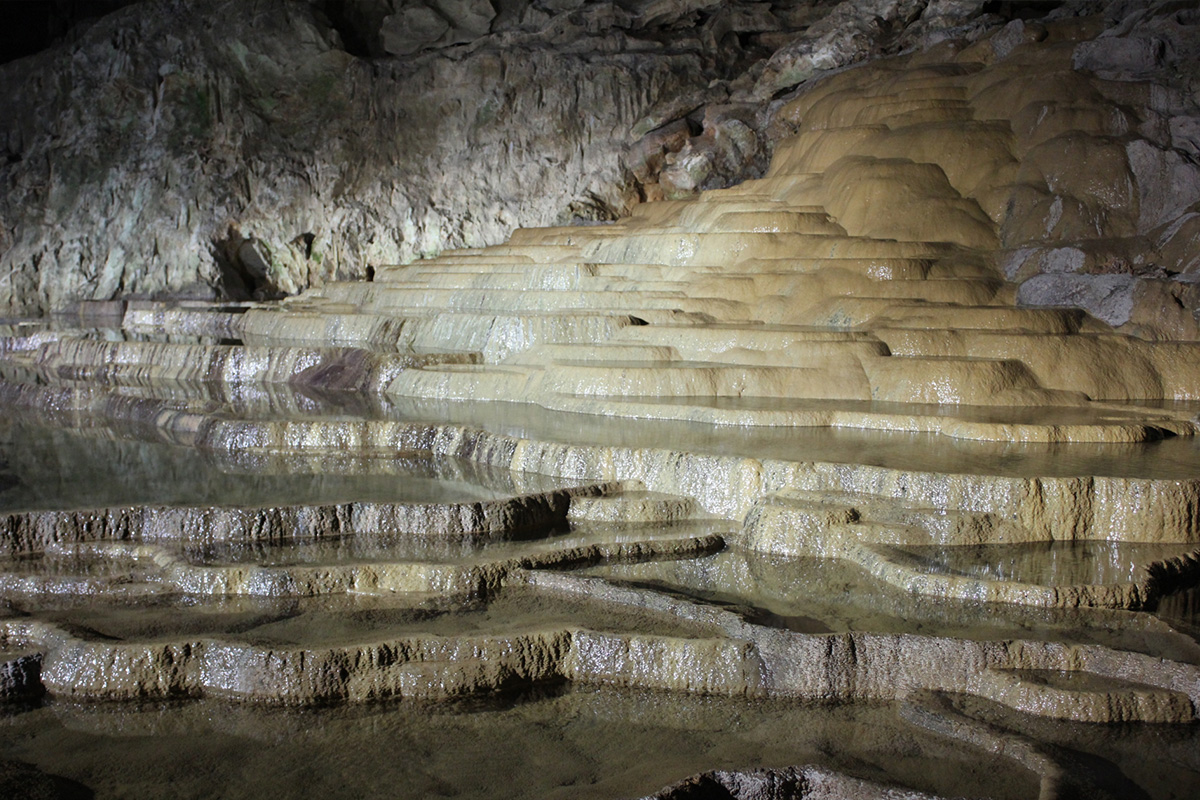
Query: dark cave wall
[
  {"left": 0, "top": 0, "right": 780, "bottom": 312},
  {"left": 0, "top": 1, "right": 138, "bottom": 65},
  {"left": 0, "top": 0, "right": 1004, "bottom": 314},
  {"left": 1, "top": 0, "right": 1198, "bottom": 323}
]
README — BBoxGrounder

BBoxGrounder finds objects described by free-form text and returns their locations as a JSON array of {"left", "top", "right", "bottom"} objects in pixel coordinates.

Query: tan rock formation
[{"left": 1, "top": 3, "right": 1200, "bottom": 799}]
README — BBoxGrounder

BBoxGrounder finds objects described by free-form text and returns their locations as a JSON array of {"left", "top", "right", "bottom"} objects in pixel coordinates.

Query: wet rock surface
[
  {"left": 0, "top": 348, "right": 1199, "bottom": 797},
  {"left": 2, "top": 1, "right": 1200, "bottom": 798},
  {"left": 0, "top": 688, "right": 1051, "bottom": 799},
  {"left": 0, "top": 759, "right": 91, "bottom": 800}
]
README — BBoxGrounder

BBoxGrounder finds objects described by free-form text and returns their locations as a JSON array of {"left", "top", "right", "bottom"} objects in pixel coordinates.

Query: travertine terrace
[{"left": 2, "top": 8, "right": 1200, "bottom": 800}]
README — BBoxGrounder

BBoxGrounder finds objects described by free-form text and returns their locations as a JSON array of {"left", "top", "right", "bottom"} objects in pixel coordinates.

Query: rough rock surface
[
  {"left": 0, "top": 0, "right": 799, "bottom": 314},
  {"left": 5, "top": 0, "right": 1200, "bottom": 332},
  {"left": 642, "top": 765, "right": 948, "bottom": 799},
  {"left": 3, "top": 7, "right": 1200, "bottom": 798},
  {"left": 1, "top": 0, "right": 1011, "bottom": 316},
  {"left": 0, "top": 0, "right": 702, "bottom": 311}
]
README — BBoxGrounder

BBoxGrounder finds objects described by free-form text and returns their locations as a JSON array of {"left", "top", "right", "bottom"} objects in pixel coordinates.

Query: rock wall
[
  {"left": 2, "top": 0, "right": 1198, "bottom": 325},
  {"left": 0, "top": 0, "right": 766, "bottom": 313},
  {"left": 0, "top": 0, "right": 997, "bottom": 315},
  {"left": 0, "top": 1, "right": 681, "bottom": 311}
]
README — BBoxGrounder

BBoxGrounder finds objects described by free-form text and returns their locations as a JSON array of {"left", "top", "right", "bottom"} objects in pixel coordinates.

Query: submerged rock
[
  {"left": 1, "top": 2, "right": 1200, "bottom": 798},
  {"left": 642, "top": 765, "right": 948, "bottom": 799}
]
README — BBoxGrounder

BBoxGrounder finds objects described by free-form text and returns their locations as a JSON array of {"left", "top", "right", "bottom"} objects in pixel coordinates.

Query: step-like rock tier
[
  {"left": 98, "top": 15, "right": 1198, "bottom": 445},
  {"left": 2, "top": 10, "right": 1200, "bottom": 800}
]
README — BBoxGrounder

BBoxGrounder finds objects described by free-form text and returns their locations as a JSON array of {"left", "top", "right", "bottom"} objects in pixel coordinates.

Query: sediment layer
[{"left": 3, "top": 8, "right": 1200, "bottom": 798}]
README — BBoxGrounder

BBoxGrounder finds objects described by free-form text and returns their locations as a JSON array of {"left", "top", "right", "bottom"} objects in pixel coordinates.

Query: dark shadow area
[
  {"left": 315, "top": 0, "right": 378, "bottom": 58},
  {"left": 0, "top": 0, "right": 133, "bottom": 64},
  {"left": 211, "top": 225, "right": 285, "bottom": 301},
  {"left": 0, "top": 759, "right": 94, "bottom": 800},
  {"left": 982, "top": 1, "right": 1070, "bottom": 21}
]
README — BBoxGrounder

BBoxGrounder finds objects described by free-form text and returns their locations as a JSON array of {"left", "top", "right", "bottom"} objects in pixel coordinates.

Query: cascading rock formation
[{"left": 2, "top": 2, "right": 1200, "bottom": 799}]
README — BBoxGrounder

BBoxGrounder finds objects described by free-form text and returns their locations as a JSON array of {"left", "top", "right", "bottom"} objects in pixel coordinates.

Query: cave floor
[{"left": 1, "top": 339, "right": 1199, "bottom": 798}]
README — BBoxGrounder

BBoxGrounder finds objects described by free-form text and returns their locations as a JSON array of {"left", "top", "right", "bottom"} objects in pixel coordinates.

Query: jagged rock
[
  {"left": 0, "top": 651, "right": 42, "bottom": 699},
  {"left": 657, "top": 111, "right": 762, "bottom": 198},
  {"left": 0, "top": 0, "right": 741, "bottom": 315},
  {"left": 988, "top": 18, "right": 1045, "bottom": 60},
  {"left": 432, "top": 0, "right": 497, "bottom": 40},
  {"left": 623, "top": 119, "right": 692, "bottom": 202},
  {"left": 1158, "top": 210, "right": 1200, "bottom": 276},
  {"left": 642, "top": 765, "right": 954, "bottom": 799},
  {"left": 642, "top": 766, "right": 809, "bottom": 800},
  {"left": 897, "top": 0, "right": 996, "bottom": 50},
  {"left": 631, "top": 88, "right": 713, "bottom": 141},
  {"left": 1126, "top": 139, "right": 1200, "bottom": 233},
  {"left": 748, "top": 0, "right": 995, "bottom": 101},
  {"left": 632, "top": 0, "right": 724, "bottom": 29},
  {"left": 1018, "top": 274, "right": 1139, "bottom": 329},
  {"left": 379, "top": 0, "right": 498, "bottom": 55},
  {"left": 1074, "top": 31, "right": 1167, "bottom": 75},
  {"left": 750, "top": 0, "right": 905, "bottom": 101},
  {"left": 380, "top": 4, "right": 452, "bottom": 55}
]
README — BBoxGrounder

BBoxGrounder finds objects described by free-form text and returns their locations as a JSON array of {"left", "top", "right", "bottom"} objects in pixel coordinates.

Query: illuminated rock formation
[{"left": 1, "top": 3, "right": 1200, "bottom": 799}]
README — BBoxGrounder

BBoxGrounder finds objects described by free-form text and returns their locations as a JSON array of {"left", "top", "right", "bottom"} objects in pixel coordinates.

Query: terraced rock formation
[{"left": 2, "top": 7, "right": 1200, "bottom": 800}]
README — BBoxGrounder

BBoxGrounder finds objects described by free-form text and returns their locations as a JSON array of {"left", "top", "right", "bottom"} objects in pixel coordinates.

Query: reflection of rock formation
[
  {"left": 0, "top": 686, "right": 1042, "bottom": 799},
  {"left": 3, "top": 3, "right": 1200, "bottom": 798}
]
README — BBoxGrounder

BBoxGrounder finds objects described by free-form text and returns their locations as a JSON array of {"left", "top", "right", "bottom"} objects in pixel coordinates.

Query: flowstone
[{"left": 3, "top": 10, "right": 1200, "bottom": 800}]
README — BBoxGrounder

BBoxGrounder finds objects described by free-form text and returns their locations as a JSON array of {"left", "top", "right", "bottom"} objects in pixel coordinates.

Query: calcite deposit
[{"left": 2, "top": 1, "right": 1200, "bottom": 799}]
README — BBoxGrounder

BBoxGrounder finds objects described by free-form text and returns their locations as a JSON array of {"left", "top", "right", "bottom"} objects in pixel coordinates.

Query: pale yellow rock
[
  {"left": 6, "top": 11, "right": 1200, "bottom": 738},
  {"left": 148, "top": 32, "right": 1200, "bottom": 447},
  {"left": 977, "top": 668, "right": 1197, "bottom": 723}
]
